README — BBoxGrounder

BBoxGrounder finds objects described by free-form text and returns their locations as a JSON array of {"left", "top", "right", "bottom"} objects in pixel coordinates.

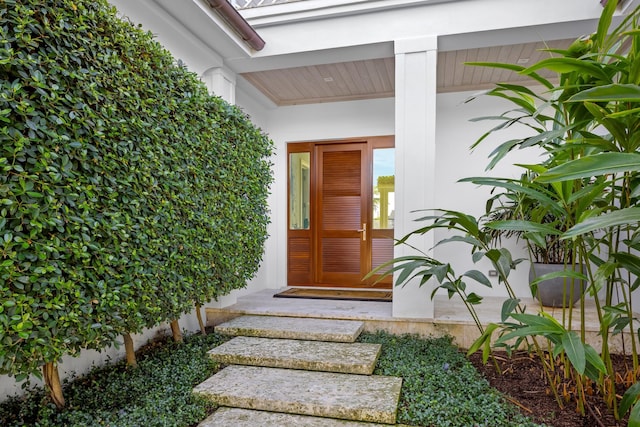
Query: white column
[
  {"left": 201, "top": 67, "right": 237, "bottom": 104},
  {"left": 200, "top": 66, "right": 237, "bottom": 310},
  {"left": 393, "top": 35, "right": 437, "bottom": 319}
]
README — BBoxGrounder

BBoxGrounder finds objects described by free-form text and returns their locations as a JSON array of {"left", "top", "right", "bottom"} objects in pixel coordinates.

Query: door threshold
[{"left": 275, "top": 287, "right": 393, "bottom": 302}]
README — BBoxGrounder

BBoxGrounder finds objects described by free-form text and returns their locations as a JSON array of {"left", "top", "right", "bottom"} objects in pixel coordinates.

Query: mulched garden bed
[{"left": 469, "top": 351, "right": 633, "bottom": 427}]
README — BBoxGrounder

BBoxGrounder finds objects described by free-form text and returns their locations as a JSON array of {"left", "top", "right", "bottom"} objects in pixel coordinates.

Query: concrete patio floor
[{"left": 206, "top": 288, "right": 631, "bottom": 352}]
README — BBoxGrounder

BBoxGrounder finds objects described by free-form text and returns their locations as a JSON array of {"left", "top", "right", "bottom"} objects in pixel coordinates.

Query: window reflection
[
  {"left": 289, "top": 152, "right": 310, "bottom": 229},
  {"left": 373, "top": 148, "right": 394, "bottom": 230}
]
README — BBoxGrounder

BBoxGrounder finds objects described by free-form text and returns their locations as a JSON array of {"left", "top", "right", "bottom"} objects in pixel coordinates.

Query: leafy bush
[
  {"left": 0, "top": 332, "right": 230, "bottom": 427},
  {"left": 358, "top": 332, "right": 543, "bottom": 427},
  {"left": 0, "top": 0, "right": 273, "bottom": 397}
]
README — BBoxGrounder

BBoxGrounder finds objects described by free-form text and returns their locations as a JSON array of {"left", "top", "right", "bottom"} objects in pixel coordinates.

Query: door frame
[{"left": 287, "top": 135, "right": 394, "bottom": 288}]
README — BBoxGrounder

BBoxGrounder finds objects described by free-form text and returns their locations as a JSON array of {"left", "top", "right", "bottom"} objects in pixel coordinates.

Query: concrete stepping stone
[
  {"left": 199, "top": 407, "right": 395, "bottom": 426},
  {"left": 208, "top": 336, "right": 382, "bottom": 374},
  {"left": 193, "top": 365, "right": 402, "bottom": 424},
  {"left": 215, "top": 315, "right": 364, "bottom": 342}
]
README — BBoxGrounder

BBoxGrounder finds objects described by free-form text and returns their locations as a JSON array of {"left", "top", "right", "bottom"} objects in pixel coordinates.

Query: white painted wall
[
  {"left": 230, "top": 89, "right": 543, "bottom": 307},
  {"left": 434, "top": 90, "right": 537, "bottom": 298}
]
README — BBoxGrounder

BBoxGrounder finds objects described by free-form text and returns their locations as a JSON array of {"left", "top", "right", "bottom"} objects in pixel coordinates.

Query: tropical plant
[
  {"left": 372, "top": 0, "right": 640, "bottom": 422},
  {"left": 464, "top": 0, "right": 640, "bottom": 420},
  {"left": 482, "top": 171, "right": 573, "bottom": 265}
]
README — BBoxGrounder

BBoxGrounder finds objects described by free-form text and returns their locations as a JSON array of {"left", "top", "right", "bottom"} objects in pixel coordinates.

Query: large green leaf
[
  {"left": 595, "top": 0, "right": 616, "bottom": 50},
  {"left": 529, "top": 268, "right": 588, "bottom": 287},
  {"left": 501, "top": 298, "right": 521, "bottom": 322},
  {"left": 562, "top": 331, "right": 586, "bottom": 375},
  {"left": 460, "top": 177, "right": 565, "bottom": 217},
  {"left": 537, "top": 153, "right": 640, "bottom": 182},
  {"left": 584, "top": 344, "right": 607, "bottom": 381},
  {"left": 463, "top": 269, "right": 492, "bottom": 287},
  {"left": 496, "top": 325, "right": 562, "bottom": 345},
  {"left": 522, "top": 57, "right": 609, "bottom": 81},
  {"left": 621, "top": 382, "right": 640, "bottom": 420},
  {"left": 563, "top": 207, "right": 640, "bottom": 238},
  {"left": 568, "top": 83, "right": 640, "bottom": 102},
  {"left": 465, "top": 62, "right": 553, "bottom": 88},
  {"left": 467, "top": 322, "right": 500, "bottom": 364},
  {"left": 630, "top": 401, "right": 640, "bottom": 427},
  {"left": 612, "top": 253, "right": 640, "bottom": 277},
  {"left": 485, "top": 220, "right": 562, "bottom": 235}
]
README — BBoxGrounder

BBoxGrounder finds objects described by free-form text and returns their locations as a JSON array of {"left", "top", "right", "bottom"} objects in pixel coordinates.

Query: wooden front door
[
  {"left": 317, "top": 143, "right": 368, "bottom": 285},
  {"left": 287, "top": 136, "right": 394, "bottom": 288}
]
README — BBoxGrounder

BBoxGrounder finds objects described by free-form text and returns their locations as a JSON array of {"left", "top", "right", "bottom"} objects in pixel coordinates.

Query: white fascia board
[
  {"left": 241, "top": 0, "right": 460, "bottom": 27},
  {"left": 245, "top": 0, "right": 608, "bottom": 59},
  {"left": 229, "top": 41, "right": 394, "bottom": 73},
  {"left": 190, "top": 0, "right": 255, "bottom": 57}
]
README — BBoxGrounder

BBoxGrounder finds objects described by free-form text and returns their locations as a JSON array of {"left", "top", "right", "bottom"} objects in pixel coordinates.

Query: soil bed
[{"left": 469, "top": 351, "right": 632, "bottom": 427}]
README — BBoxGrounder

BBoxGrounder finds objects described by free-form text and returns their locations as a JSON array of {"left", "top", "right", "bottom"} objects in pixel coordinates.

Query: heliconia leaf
[
  {"left": 629, "top": 401, "right": 640, "bottom": 427},
  {"left": 562, "top": 331, "right": 586, "bottom": 375},
  {"left": 522, "top": 58, "right": 609, "bottom": 80},
  {"left": 460, "top": 177, "right": 565, "bottom": 217},
  {"left": 511, "top": 313, "right": 564, "bottom": 330},
  {"left": 606, "top": 106, "right": 640, "bottom": 119},
  {"left": 486, "top": 220, "right": 562, "bottom": 235},
  {"left": 612, "top": 253, "right": 640, "bottom": 277},
  {"left": 537, "top": 153, "right": 640, "bottom": 182},
  {"left": 467, "top": 322, "right": 500, "bottom": 364},
  {"left": 568, "top": 83, "right": 640, "bottom": 102},
  {"left": 584, "top": 344, "right": 607, "bottom": 379},
  {"left": 435, "top": 235, "right": 484, "bottom": 249},
  {"left": 529, "top": 268, "right": 588, "bottom": 287},
  {"left": 463, "top": 269, "right": 492, "bottom": 287},
  {"left": 466, "top": 292, "right": 483, "bottom": 305},
  {"left": 584, "top": 344, "right": 607, "bottom": 380},
  {"left": 595, "top": 0, "right": 616, "bottom": 49},
  {"left": 620, "top": 382, "right": 640, "bottom": 419},
  {"left": 496, "top": 325, "right": 562, "bottom": 344},
  {"left": 501, "top": 298, "right": 521, "bottom": 322},
  {"left": 464, "top": 62, "right": 553, "bottom": 88},
  {"left": 563, "top": 207, "right": 640, "bottom": 238}
]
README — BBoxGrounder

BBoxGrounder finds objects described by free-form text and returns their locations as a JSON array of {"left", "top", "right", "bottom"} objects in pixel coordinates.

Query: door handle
[{"left": 357, "top": 223, "right": 367, "bottom": 241}]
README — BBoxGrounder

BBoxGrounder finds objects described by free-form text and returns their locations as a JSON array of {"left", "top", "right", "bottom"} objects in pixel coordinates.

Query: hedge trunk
[
  {"left": 170, "top": 320, "right": 183, "bottom": 343},
  {"left": 42, "top": 362, "right": 65, "bottom": 409},
  {"left": 123, "top": 333, "right": 138, "bottom": 368},
  {"left": 195, "top": 304, "right": 207, "bottom": 336}
]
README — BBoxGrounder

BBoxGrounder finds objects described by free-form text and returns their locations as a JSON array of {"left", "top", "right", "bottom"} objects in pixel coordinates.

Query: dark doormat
[{"left": 274, "top": 288, "right": 392, "bottom": 302}]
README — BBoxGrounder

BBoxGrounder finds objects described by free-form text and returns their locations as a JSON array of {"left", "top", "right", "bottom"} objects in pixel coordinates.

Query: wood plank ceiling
[{"left": 241, "top": 39, "right": 572, "bottom": 106}]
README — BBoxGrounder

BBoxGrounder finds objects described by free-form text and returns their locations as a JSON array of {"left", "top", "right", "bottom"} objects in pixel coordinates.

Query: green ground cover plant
[
  {"left": 0, "top": 330, "right": 540, "bottom": 427},
  {"left": 357, "top": 332, "right": 542, "bottom": 427},
  {"left": 0, "top": 331, "right": 230, "bottom": 427}
]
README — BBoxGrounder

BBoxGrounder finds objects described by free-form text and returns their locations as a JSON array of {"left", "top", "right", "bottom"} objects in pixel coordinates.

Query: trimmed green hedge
[{"left": 0, "top": 0, "right": 272, "bottom": 383}]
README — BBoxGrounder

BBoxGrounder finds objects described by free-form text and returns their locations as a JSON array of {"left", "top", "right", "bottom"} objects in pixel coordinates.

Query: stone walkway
[{"left": 193, "top": 315, "right": 404, "bottom": 426}]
